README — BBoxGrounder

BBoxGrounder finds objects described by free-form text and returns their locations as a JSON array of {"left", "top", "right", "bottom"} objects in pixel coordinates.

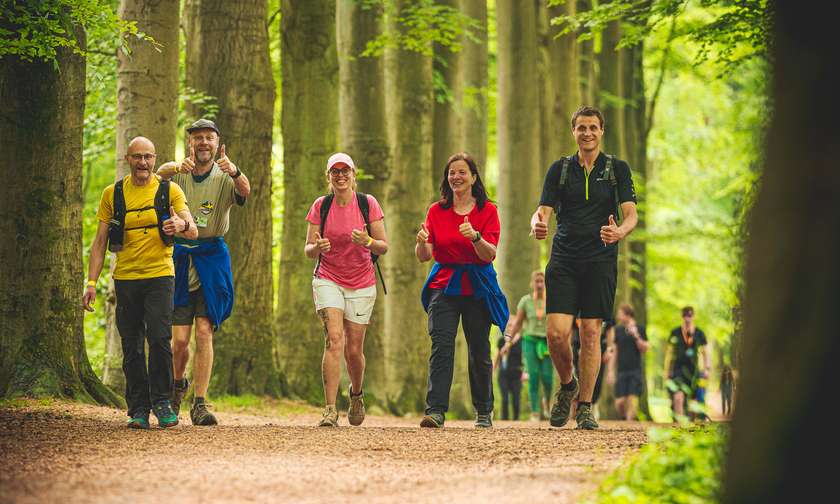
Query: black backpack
[
  {"left": 316, "top": 192, "right": 387, "bottom": 294},
  {"left": 107, "top": 178, "right": 173, "bottom": 252},
  {"left": 557, "top": 154, "right": 622, "bottom": 223}
]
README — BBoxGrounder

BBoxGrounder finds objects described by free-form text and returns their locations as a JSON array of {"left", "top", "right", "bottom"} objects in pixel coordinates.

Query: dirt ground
[{"left": 0, "top": 401, "right": 649, "bottom": 504}]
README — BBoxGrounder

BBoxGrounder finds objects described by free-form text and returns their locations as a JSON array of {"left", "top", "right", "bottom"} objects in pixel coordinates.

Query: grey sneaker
[
  {"left": 475, "top": 413, "right": 493, "bottom": 428},
  {"left": 190, "top": 399, "right": 218, "bottom": 426},
  {"left": 420, "top": 412, "right": 445, "bottom": 428},
  {"left": 550, "top": 377, "right": 579, "bottom": 427},
  {"left": 348, "top": 387, "right": 365, "bottom": 426},
  {"left": 171, "top": 378, "right": 189, "bottom": 416},
  {"left": 575, "top": 402, "right": 599, "bottom": 430},
  {"left": 318, "top": 405, "right": 339, "bottom": 427}
]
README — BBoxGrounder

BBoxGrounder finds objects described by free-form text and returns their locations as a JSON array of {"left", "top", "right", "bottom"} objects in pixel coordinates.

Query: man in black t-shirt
[
  {"left": 530, "top": 106, "right": 638, "bottom": 430},
  {"left": 664, "top": 306, "right": 711, "bottom": 418},
  {"left": 607, "top": 303, "right": 648, "bottom": 421}
]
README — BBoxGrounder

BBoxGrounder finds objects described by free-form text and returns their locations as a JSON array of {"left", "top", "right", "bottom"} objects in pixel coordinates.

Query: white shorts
[{"left": 312, "top": 277, "right": 377, "bottom": 325}]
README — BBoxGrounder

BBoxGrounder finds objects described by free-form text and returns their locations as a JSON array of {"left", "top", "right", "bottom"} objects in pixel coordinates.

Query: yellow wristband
[
  {"left": 86, "top": 280, "right": 96, "bottom": 287},
  {"left": 366, "top": 237, "right": 374, "bottom": 247}
]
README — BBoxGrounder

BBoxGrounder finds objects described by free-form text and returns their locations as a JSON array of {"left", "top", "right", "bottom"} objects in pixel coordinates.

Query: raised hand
[
  {"left": 351, "top": 227, "right": 370, "bottom": 246},
  {"left": 458, "top": 215, "right": 476, "bottom": 241},
  {"left": 313, "top": 231, "right": 331, "bottom": 253},
  {"left": 162, "top": 205, "right": 184, "bottom": 236},
  {"left": 217, "top": 144, "right": 238, "bottom": 176},
  {"left": 416, "top": 222, "right": 430, "bottom": 244},
  {"left": 599, "top": 214, "right": 623, "bottom": 244},
  {"left": 531, "top": 211, "right": 548, "bottom": 240},
  {"left": 179, "top": 145, "right": 196, "bottom": 173}
]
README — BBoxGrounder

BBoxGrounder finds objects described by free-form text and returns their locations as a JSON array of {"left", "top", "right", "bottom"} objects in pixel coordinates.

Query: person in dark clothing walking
[{"left": 495, "top": 330, "right": 523, "bottom": 421}]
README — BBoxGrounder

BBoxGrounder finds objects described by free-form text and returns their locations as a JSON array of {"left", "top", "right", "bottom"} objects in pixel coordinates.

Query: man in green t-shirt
[
  {"left": 501, "top": 271, "right": 553, "bottom": 421},
  {"left": 157, "top": 119, "right": 250, "bottom": 426}
]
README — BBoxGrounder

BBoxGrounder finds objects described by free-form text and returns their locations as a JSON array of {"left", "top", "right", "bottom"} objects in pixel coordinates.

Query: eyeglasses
[
  {"left": 129, "top": 153, "right": 157, "bottom": 161},
  {"left": 329, "top": 168, "right": 352, "bottom": 177}
]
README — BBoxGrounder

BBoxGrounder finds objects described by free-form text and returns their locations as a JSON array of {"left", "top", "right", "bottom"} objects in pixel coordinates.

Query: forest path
[{"left": 0, "top": 402, "right": 649, "bottom": 503}]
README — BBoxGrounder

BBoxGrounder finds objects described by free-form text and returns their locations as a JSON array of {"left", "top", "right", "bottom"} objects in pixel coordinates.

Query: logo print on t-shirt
[{"left": 200, "top": 200, "right": 214, "bottom": 215}]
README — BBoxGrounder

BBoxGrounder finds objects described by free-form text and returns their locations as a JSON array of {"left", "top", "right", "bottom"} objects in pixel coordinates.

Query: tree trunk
[
  {"left": 496, "top": 0, "right": 540, "bottom": 308},
  {"left": 576, "top": 0, "right": 596, "bottom": 105},
  {"left": 103, "top": 0, "right": 180, "bottom": 393},
  {"left": 276, "top": 0, "right": 338, "bottom": 402},
  {"left": 459, "top": 0, "right": 488, "bottom": 169},
  {"left": 724, "top": 6, "right": 837, "bottom": 502},
  {"left": 336, "top": 0, "right": 388, "bottom": 405},
  {"left": 0, "top": 23, "right": 120, "bottom": 406},
  {"left": 383, "top": 0, "right": 434, "bottom": 414},
  {"left": 185, "top": 0, "right": 279, "bottom": 395}
]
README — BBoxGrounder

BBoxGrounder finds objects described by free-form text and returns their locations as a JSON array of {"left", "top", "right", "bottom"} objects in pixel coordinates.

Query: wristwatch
[
  {"left": 231, "top": 168, "right": 242, "bottom": 179},
  {"left": 471, "top": 230, "right": 482, "bottom": 243}
]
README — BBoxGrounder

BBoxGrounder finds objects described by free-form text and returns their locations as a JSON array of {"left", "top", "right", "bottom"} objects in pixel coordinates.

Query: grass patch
[
  {"left": 211, "top": 394, "right": 320, "bottom": 417},
  {"left": 589, "top": 425, "right": 726, "bottom": 503}
]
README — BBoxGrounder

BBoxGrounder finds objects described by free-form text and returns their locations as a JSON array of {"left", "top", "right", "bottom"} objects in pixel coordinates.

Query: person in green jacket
[{"left": 501, "top": 271, "right": 553, "bottom": 421}]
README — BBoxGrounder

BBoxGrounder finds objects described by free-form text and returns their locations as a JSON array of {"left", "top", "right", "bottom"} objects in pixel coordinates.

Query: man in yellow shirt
[{"left": 83, "top": 137, "right": 198, "bottom": 429}]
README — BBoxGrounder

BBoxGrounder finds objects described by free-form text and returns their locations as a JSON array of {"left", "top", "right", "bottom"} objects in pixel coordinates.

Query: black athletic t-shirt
[
  {"left": 615, "top": 324, "right": 647, "bottom": 373},
  {"left": 668, "top": 327, "right": 707, "bottom": 378},
  {"left": 539, "top": 152, "right": 636, "bottom": 261}
]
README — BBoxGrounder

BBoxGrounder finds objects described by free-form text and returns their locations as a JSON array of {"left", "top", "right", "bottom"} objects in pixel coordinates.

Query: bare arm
[
  {"left": 232, "top": 172, "right": 250, "bottom": 199},
  {"left": 664, "top": 345, "right": 674, "bottom": 378},
  {"left": 155, "top": 161, "right": 179, "bottom": 180},
  {"left": 471, "top": 236, "right": 496, "bottom": 262},
  {"left": 176, "top": 208, "right": 198, "bottom": 240},
  {"left": 618, "top": 201, "right": 638, "bottom": 239},
  {"left": 82, "top": 221, "right": 109, "bottom": 311},
  {"left": 366, "top": 218, "right": 388, "bottom": 255}
]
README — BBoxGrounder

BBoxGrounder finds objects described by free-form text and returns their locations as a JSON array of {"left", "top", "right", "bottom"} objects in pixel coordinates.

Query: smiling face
[
  {"left": 531, "top": 272, "right": 546, "bottom": 293},
  {"left": 189, "top": 129, "right": 219, "bottom": 165},
  {"left": 572, "top": 114, "right": 604, "bottom": 154},
  {"left": 125, "top": 137, "right": 157, "bottom": 183},
  {"left": 327, "top": 162, "right": 355, "bottom": 192},
  {"left": 447, "top": 159, "right": 476, "bottom": 195}
]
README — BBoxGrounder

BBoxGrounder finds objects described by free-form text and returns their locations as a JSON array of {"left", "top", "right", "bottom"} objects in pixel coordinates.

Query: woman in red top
[
  {"left": 304, "top": 152, "right": 388, "bottom": 427},
  {"left": 416, "top": 152, "right": 505, "bottom": 428}
]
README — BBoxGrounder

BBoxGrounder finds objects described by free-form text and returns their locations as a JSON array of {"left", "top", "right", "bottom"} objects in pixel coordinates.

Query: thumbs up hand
[
  {"left": 351, "top": 227, "right": 370, "bottom": 246},
  {"left": 217, "top": 144, "right": 238, "bottom": 177},
  {"left": 459, "top": 215, "right": 477, "bottom": 241},
  {"left": 313, "top": 231, "right": 331, "bottom": 253},
  {"left": 531, "top": 211, "right": 548, "bottom": 240},
  {"left": 163, "top": 205, "right": 185, "bottom": 236},
  {"left": 416, "top": 223, "right": 430, "bottom": 244},
  {"left": 599, "top": 214, "right": 622, "bottom": 244},
  {"left": 178, "top": 145, "right": 197, "bottom": 174}
]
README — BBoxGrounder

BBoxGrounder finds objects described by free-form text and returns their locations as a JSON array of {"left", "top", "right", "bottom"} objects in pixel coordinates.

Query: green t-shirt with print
[
  {"left": 173, "top": 164, "right": 240, "bottom": 291},
  {"left": 517, "top": 294, "right": 547, "bottom": 338}
]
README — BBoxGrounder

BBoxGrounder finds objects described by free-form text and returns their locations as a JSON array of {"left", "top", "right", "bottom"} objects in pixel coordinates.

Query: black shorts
[
  {"left": 545, "top": 259, "right": 617, "bottom": 319},
  {"left": 173, "top": 288, "right": 209, "bottom": 325},
  {"left": 615, "top": 370, "right": 643, "bottom": 398}
]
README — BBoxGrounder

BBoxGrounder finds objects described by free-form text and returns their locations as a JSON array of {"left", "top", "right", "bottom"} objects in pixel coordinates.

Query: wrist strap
[
  {"left": 231, "top": 169, "right": 242, "bottom": 179},
  {"left": 86, "top": 280, "right": 96, "bottom": 287}
]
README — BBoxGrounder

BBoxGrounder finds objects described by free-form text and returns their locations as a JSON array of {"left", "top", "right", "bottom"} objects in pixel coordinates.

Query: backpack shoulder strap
[
  {"left": 603, "top": 154, "right": 622, "bottom": 224},
  {"left": 319, "top": 194, "right": 335, "bottom": 236},
  {"left": 155, "top": 178, "right": 173, "bottom": 246},
  {"left": 558, "top": 157, "right": 570, "bottom": 188},
  {"left": 356, "top": 192, "right": 371, "bottom": 226},
  {"left": 108, "top": 179, "right": 126, "bottom": 252}
]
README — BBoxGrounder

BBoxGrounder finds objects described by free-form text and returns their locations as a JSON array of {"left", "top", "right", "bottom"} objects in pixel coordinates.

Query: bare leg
[
  {"left": 319, "top": 308, "right": 346, "bottom": 405},
  {"left": 615, "top": 396, "right": 626, "bottom": 419},
  {"left": 343, "top": 319, "right": 367, "bottom": 394},
  {"left": 172, "top": 325, "right": 192, "bottom": 380},
  {"left": 625, "top": 395, "right": 638, "bottom": 421},
  {"left": 546, "top": 314, "right": 576, "bottom": 383},
  {"left": 192, "top": 317, "right": 214, "bottom": 398},
  {"left": 673, "top": 391, "right": 686, "bottom": 417},
  {"left": 577, "top": 319, "right": 602, "bottom": 402}
]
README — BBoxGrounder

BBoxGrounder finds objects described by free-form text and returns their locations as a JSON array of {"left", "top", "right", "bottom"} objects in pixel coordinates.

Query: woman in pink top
[{"left": 304, "top": 152, "right": 388, "bottom": 427}]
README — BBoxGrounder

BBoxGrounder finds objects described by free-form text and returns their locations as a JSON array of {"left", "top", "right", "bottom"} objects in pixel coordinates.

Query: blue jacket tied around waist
[
  {"left": 421, "top": 262, "right": 510, "bottom": 330},
  {"left": 173, "top": 237, "right": 234, "bottom": 329}
]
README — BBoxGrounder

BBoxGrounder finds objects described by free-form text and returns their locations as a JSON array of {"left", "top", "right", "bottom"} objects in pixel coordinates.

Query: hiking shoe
[
  {"left": 475, "top": 413, "right": 493, "bottom": 428},
  {"left": 127, "top": 414, "right": 150, "bottom": 430},
  {"left": 550, "top": 377, "right": 579, "bottom": 427},
  {"left": 152, "top": 401, "right": 179, "bottom": 428},
  {"left": 529, "top": 412, "right": 541, "bottom": 423},
  {"left": 420, "top": 412, "right": 445, "bottom": 428},
  {"left": 575, "top": 403, "right": 599, "bottom": 430},
  {"left": 348, "top": 386, "right": 365, "bottom": 426},
  {"left": 171, "top": 378, "right": 189, "bottom": 416},
  {"left": 190, "top": 399, "right": 218, "bottom": 426},
  {"left": 318, "top": 405, "right": 339, "bottom": 427}
]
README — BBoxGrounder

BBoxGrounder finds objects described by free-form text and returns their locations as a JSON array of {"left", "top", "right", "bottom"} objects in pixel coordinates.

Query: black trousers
[
  {"left": 425, "top": 290, "right": 494, "bottom": 416},
  {"left": 498, "top": 370, "right": 522, "bottom": 420},
  {"left": 114, "top": 276, "right": 174, "bottom": 417}
]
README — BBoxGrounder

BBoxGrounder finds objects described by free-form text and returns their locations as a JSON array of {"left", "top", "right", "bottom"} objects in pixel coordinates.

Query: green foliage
[
  {"left": 0, "top": 0, "right": 152, "bottom": 63},
  {"left": 361, "top": 0, "right": 482, "bottom": 57},
  {"left": 590, "top": 425, "right": 726, "bottom": 503},
  {"left": 551, "top": 0, "right": 771, "bottom": 71}
]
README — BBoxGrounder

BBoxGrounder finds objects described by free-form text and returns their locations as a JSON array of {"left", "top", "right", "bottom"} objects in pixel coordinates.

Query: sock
[
  {"left": 561, "top": 377, "right": 577, "bottom": 391},
  {"left": 175, "top": 378, "right": 187, "bottom": 388},
  {"left": 194, "top": 396, "right": 205, "bottom": 405},
  {"left": 578, "top": 401, "right": 591, "bottom": 409}
]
